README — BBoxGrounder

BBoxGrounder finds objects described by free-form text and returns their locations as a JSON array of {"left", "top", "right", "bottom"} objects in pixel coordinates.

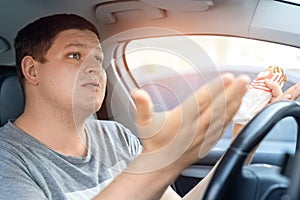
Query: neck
[{"left": 14, "top": 102, "right": 90, "bottom": 157}]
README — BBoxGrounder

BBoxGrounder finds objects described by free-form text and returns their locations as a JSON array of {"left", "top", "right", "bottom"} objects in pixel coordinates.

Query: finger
[
  {"left": 282, "top": 82, "right": 300, "bottom": 100},
  {"left": 281, "top": 93, "right": 292, "bottom": 100},
  {"left": 272, "top": 82, "right": 300, "bottom": 102},
  {"left": 131, "top": 89, "right": 153, "bottom": 127},
  {"left": 153, "top": 74, "right": 242, "bottom": 160},
  {"left": 265, "top": 80, "right": 282, "bottom": 98},
  {"left": 184, "top": 73, "right": 236, "bottom": 116}
]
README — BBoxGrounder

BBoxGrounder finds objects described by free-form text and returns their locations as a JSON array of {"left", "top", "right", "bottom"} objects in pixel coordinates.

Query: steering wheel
[{"left": 203, "top": 100, "right": 300, "bottom": 200}]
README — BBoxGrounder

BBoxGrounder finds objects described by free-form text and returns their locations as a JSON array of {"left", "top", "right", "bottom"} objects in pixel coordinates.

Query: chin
[{"left": 72, "top": 101, "right": 101, "bottom": 117}]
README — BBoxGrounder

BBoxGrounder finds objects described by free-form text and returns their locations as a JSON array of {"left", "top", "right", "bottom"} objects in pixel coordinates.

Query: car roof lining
[{"left": 1, "top": 0, "right": 300, "bottom": 66}]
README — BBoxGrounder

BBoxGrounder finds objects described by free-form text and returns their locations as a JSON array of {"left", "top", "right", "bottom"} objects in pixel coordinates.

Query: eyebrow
[
  {"left": 64, "top": 43, "right": 103, "bottom": 54},
  {"left": 64, "top": 43, "right": 85, "bottom": 49}
]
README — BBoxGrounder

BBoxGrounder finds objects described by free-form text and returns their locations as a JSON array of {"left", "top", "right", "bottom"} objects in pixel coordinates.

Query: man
[{"left": 0, "top": 13, "right": 298, "bottom": 200}]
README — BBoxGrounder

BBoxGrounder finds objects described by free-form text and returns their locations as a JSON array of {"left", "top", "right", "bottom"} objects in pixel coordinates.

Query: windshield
[
  {"left": 126, "top": 35, "right": 300, "bottom": 72},
  {"left": 123, "top": 35, "right": 300, "bottom": 111}
]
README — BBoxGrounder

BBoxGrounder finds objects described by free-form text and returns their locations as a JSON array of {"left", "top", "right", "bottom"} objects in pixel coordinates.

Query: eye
[{"left": 68, "top": 52, "right": 81, "bottom": 60}]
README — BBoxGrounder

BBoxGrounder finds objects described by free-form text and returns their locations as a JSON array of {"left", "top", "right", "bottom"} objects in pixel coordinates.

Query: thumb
[{"left": 131, "top": 89, "right": 153, "bottom": 127}]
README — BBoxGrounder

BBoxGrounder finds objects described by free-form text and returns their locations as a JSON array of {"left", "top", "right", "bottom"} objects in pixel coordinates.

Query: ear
[{"left": 21, "top": 56, "right": 39, "bottom": 86}]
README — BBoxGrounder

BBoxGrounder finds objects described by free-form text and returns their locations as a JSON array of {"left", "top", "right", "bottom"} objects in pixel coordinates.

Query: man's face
[{"left": 36, "top": 29, "right": 107, "bottom": 118}]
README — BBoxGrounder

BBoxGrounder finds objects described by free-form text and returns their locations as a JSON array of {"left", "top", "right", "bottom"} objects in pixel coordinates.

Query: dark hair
[{"left": 14, "top": 13, "right": 100, "bottom": 91}]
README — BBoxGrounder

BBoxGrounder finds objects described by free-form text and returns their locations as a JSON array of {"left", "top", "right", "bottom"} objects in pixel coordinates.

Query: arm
[
  {"left": 232, "top": 123, "right": 257, "bottom": 164},
  {"left": 232, "top": 82, "right": 300, "bottom": 164},
  {"left": 0, "top": 151, "right": 48, "bottom": 200},
  {"left": 94, "top": 74, "right": 250, "bottom": 200},
  {"left": 160, "top": 160, "right": 220, "bottom": 200},
  {"left": 163, "top": 82, "right": 300, "bottom": 200}
]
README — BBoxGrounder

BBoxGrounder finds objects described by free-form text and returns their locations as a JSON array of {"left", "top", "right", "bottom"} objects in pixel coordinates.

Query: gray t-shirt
[{"left": 0, "top": 119, "right": 142, "bottom": 200}]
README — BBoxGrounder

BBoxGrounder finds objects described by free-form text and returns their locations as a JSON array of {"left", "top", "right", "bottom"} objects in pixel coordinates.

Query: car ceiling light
[{"left": 95, "top": 1, "right": 166, "bottom": 25}]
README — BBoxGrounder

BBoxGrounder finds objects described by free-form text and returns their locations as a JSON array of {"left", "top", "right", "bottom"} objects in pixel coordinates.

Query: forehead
[{"left": 52, "top": 29, "right": 102, "bottom": 52}]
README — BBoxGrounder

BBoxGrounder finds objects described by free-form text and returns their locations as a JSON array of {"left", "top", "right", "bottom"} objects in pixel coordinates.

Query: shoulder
[
  {"left": 0, "top": 122, "right": 26, "bottom": 155},
  {"left": 0, "top": 124, "right": 29, "bottom": 176}
]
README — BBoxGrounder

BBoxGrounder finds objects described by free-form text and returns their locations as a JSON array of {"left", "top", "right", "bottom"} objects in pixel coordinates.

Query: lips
[
  {"left": 81, "top": 78, "right": 103, "bottom": 91},
  {"left": 79, "top": 74, "right": 106, "bottom": 91},
  {"left": 82, "top": 82, "right": 99, "bottom": 87},
  {"left": 81, "top": 81, "right": 100, "bottom": 90}
]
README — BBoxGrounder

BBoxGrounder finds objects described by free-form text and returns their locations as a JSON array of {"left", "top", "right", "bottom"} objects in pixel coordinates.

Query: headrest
[{"left": 0, "top": 66, "right": 24, "bottom": 126}]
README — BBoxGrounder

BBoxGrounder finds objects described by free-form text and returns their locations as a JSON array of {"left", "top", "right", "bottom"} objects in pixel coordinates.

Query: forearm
[
  {"left": 159, "top": 163, "right": 219, "bottom": 200},
  {"left": 180, "top": 122, "right": 256, "bottom": 200},
  {"left": 93, "top": 172, "right": 169, "bottom": 200},
  {"left": 181, "top": 160, "right": 219, "bottom": 200},
  {"left": 160, "top": 124, "right": 247, "bottom": 200},
  {"left": 93, "top": 152, "right": 184, "bottom": 200},
  {"left": 232, "top": 123, "right": 257, "bottom": 164},
  {"left": 174, "top": 122, "right": 254, "bottom": 200},
  {"left": 232, "top": 123, "right": 244, "bottom": 139}
]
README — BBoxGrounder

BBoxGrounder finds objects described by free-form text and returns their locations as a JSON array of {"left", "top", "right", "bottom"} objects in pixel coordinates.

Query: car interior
[{"left": 1, "top": 0, "right": 300, "bottom": 199}]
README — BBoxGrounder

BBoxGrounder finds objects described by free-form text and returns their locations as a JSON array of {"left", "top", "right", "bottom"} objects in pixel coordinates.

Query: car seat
[{"left": 0, "top": 66, "right": 24, "bottom": 126}]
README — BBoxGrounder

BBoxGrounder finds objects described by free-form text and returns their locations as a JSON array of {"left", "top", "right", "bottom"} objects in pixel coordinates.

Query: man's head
[
  {"left": 14, "top": 13, "right": 100, "bottom": 90},
  {"left": 14, "top": 14, "right": 106, "bottom": 119}
]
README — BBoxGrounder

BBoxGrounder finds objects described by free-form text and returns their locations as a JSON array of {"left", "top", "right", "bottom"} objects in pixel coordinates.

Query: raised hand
[
  {"left": 131, "top": 73, "right": 250, "bottom": 173},
  {"left": 265, "top": 81, "right": 300, "bottom": 102}
]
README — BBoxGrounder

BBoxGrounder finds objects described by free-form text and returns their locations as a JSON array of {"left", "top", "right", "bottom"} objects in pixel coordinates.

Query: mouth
[
  {"left": 81, "top": 81, "right": 102, "bottom": 91},
  {"left": 79, "top": 74, "right": 106, "bottom": 92}
]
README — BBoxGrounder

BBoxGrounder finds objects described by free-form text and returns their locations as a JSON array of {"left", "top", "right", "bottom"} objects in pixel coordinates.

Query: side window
[
  {"left": 124, "top": 35, "right": 300, "bottom": 111},
  {"left": 121, "top": 35, "right": 300, "bottom": 154}
]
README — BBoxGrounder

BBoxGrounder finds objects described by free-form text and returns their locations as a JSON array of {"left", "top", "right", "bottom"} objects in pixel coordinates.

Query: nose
[
  {"left": 84, "top": 56, "right": 104, "bottom": 75},
  {"left": 87, "top": 68, "right": 106, "bottom": 80},
  {"left": 86, "top": 67, "right": 103, "bottom": 75}
]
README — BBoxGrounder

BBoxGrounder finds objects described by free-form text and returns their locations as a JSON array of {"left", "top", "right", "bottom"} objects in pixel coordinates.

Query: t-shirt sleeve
[
  {"left": 112, "top": 122, "right": 143, "bottom": 159},
  {"left": 0, "top": 148, "right": 48, "bottom": 200},
  {"left": 86, "top": 119, "right": 143, "bottom": 161},
  {"left": 120, "top": 124, "right": 143, "bottom": 158}
]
